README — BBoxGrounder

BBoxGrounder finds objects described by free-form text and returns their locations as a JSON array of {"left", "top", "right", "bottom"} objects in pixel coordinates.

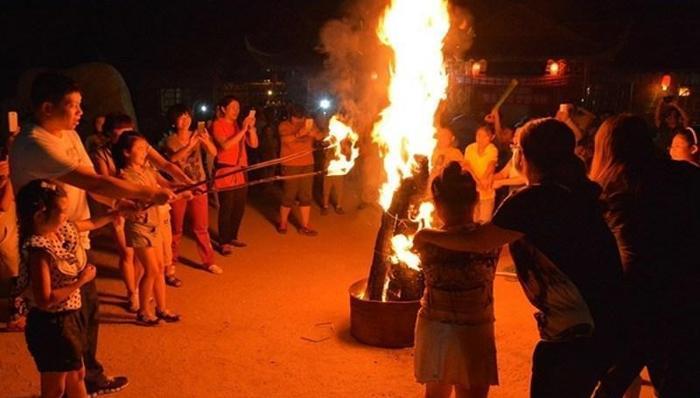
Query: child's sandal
[
  {"left": 156, "top": 309, "right": 181, "bottom": 323},
  {"left": 136, "top": 312, "right": 160, "bottom": 326}
]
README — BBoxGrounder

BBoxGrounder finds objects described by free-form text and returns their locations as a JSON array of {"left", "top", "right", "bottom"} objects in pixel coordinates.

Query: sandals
[
  {"left": 136, "top": 312, "right": 160, "bottom": 326},
  {"left": 156, "top": 309, "right": 181, "bottom": 323},
  {"left": 277, "top": 224, "right": 288, "bottom": 234},
  {"left": 165, "top": 274, "right": 183, "bottom": 288},
  {"left": 298, "top": 226, "right": 318, "bottom": 237},
  {"left": 205, "top": 264, "right": 224, "bottom": 274}
]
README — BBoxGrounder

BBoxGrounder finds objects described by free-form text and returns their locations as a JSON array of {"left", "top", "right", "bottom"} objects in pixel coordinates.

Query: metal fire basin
[{"left": 349, "top": 278, "right": 421, "bottom": 348}]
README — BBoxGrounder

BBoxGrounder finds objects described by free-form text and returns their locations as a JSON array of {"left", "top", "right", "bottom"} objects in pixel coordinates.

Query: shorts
[
  {"left": 125, "top": 221, "right": 163, "bottom": 249},
  {"left": 281, "top": 165, "right": 314, "bottom": 207},
  {"left": 25, "top": 308, "right": 85, "bottom": 373}
]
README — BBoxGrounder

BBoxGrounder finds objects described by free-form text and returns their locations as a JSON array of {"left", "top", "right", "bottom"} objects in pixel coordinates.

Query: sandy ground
[{"left": 0, "top": 184, "right": 655, "bottom": 398}]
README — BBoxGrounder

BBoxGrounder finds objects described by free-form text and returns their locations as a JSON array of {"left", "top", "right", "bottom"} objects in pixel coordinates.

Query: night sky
[{"left": 1, "top": 0, "right": 698, "bottom": 100}]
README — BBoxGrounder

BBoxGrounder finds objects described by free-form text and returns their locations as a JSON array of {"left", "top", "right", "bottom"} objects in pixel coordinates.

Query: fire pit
[{"left": 349, "top": 278, "right": 420, "bottom": 348}]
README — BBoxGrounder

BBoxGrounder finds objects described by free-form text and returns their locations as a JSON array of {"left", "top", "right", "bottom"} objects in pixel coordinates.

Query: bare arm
[
  {"left": 147, "top": 146, "right": 192, "bottom": 185},
  {"left": 74, "top": 212, "right": 119, "bottom": 232},
  {"left": 414, "top": 223, "right": 523, "bottom": 252},
  {"left": 197, "top": 130, "right": 218, "bottom": 156},
  {"left": 0, "top": 160, "right": 13, "bottom": 212},
  {"left": 246, "top": 126, "right": 259, "bottom": 149},
  {"left": 480, "top": 160, "right": 497, "bottom": 190},
  {"left": 166, "top": 138, "right": 199, "bottom": 163},
  {"left": 30, "top": 251, "right": 96, "bottom": 310},
  {"left": 58, "top": 166, "right": 171, "bottom": 204},
  {"left": 214, "top": 129, "right": 247, "bottom": 151}
]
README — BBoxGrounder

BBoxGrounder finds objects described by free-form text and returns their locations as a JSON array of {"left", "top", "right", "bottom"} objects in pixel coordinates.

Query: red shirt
[
  {"left": 278, "top": 120, "right": 322, "bottom": 167},
  {"left": 212, "top": 119, "right": 248, "bottom": 188}
]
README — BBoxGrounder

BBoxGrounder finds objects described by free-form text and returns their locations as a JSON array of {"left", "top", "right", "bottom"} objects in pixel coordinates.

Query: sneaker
[
  {"left": 298, "top": 226, "right": 318, "bottom": 237},
  {"left": 206, "top": 264, "right": 223, "bottom": 274},
  {"left": 335, "top": 206, "right": 345, "bottom": 215},
  {"left": 230, "top": 240, "right": 247, "bottom": 248},
  {"left": 219, "top": 244, "right": 233, "bottom": 256},
  {"left": 320, "top": 206, "right": 329, "bottom": 216},
  {"left": 86, "top": 375, "right": 129, "bottom": 397}
]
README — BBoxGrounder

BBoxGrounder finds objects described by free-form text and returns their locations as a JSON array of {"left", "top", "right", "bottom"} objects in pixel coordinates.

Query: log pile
[{"left": 365, "top": 155, "right": 429, "bottom": 301}]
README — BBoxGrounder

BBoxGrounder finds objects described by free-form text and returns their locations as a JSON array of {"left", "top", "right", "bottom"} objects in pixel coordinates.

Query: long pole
[{"left": 173, "top": 143, "right": 336, "bottom": 194}]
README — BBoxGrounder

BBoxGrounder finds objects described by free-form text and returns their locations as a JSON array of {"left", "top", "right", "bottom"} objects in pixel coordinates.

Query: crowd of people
[
  {"left": 0, "top": 73, "right": 347, "bottom": 398},
  {"left": 1, "top": 70, "right": 698, "bottom": 398},
  {"left": 415, "top": 101, "right": 699, "bottom": 397}
]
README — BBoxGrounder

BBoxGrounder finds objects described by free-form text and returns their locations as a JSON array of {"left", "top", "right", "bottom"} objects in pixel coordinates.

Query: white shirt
[
  {"left": 10, "top": 124, "right": 94, "bottom": 247},
  {"left": 464, "top": 142, "right": 498, "bottom": 200}
]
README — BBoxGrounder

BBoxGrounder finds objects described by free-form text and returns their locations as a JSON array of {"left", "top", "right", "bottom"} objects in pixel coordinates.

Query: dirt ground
[{"left": 0, "top": 185, "right": 655, "bottom": 398}]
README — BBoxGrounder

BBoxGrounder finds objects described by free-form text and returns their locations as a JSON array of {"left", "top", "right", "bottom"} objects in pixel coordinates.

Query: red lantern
[
  {"left": 661, "top": 74, "right": 672, "bottom": 91},
  {"left": 546, "top": 59, "right": 566, "bottom": 76}
]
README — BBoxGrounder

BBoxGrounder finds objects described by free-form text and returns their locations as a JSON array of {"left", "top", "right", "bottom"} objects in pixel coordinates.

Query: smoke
[
  {"left": 317, "top": 0, "right": 391, "bottom": 137},
  {"left": 317, "top": 0, "right": 474, "bottom": 136},
  {"left": 316, "top": 0, "right": 474, "bottom": 204}
]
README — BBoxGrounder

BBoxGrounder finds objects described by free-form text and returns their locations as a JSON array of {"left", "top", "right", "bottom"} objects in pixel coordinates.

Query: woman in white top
[{"left": 463, "top": 125, "right": 498, "bottom": 223}]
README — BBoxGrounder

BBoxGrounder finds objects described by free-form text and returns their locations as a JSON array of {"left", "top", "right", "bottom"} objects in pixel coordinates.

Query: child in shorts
[
  {"left": 112, "top": 131, "right": 188, "bottom": 326},
  {"left": 16, "top": 180, "right": 119, "bottom": 398}
]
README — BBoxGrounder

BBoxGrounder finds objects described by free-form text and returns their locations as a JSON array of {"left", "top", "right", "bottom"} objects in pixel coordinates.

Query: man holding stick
[
  {"left": 11, "top": 73, "right": 174, "bottom": 397},
  {"left": 277, "top": 105, "right": 324, "bottom": 236}
]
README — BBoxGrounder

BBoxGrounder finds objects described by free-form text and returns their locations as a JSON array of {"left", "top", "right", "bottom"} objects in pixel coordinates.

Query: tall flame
[
  {"left": 373, "top": 0, "right": 450, "bottom": 270},
  {"left": 372, "top": 0, "right": 450, "bottom": 210},
  {"left": 325, "top": 116, "right": 360, "bottom": 176}
]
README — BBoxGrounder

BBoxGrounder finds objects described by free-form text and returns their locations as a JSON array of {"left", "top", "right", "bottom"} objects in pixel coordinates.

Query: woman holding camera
[
  {"left": 161, "top": 104, "right": 219, "bottom": 277},
  {"left": 212, "top": 96, "right": 258, "bottom": 256}
]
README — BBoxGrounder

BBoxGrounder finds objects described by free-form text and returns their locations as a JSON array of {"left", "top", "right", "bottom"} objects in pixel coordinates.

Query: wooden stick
[{"left": 492, "top": 79, "right": 519, "bottom": 110}]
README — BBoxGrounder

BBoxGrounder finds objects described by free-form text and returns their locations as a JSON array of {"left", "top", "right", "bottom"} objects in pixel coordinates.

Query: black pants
[
  {"left": 530, "top": 337, "right": 600, "bottom": 398},
  {"left": 218, "top": 187, "right": 248, "bottom": 243},
  {"left": 80, "top": 279, "right": 104, "bottom": 382}
]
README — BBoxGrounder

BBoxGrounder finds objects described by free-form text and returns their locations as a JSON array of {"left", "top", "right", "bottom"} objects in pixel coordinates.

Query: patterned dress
[
  {"left": 19, "top": 222, "right": 87, "bottom": 312},
  {"left": 414, "top": 224, "right": 500, "bottom": 387}
]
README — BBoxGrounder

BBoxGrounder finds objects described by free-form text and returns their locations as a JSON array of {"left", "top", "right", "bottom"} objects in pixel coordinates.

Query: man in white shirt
[{"left": 11, "top": 72, "right": 174, "bottom": 397}]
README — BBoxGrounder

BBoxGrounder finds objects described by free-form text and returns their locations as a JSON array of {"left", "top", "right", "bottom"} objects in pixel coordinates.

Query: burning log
[{"left": 365, "top": 155, "right": 429, "bottom": 301}]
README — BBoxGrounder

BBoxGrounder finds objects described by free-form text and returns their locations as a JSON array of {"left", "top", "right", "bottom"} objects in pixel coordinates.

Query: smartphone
[
  {"left": 8, "top": 111, "right": 18, "bottom": 133},
  {"left": 248, "top": 109, "right": 256, "bottom": 118},
  {"left": 197, "top": 121, "right": 206, "bottom": 132}
]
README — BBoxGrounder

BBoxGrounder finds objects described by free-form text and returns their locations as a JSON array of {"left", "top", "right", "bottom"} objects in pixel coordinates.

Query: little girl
[
  {"left": 16, "top": 180, "right": 120, "bottom": 398},
  {"left": 112, "top": 131, "right": 185, "bottom": 326},
  {"left": 414, "top": 162, "right": 500, "bottom": 398}
]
